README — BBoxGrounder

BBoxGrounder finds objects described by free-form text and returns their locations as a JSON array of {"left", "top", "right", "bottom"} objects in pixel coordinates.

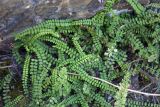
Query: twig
[
  {"left": 0, "top": 65, "right": 17, "bottom": 69},
  {"left": 139, "top": 83, "right": 152, "bottom": 91},
  {"left": 0, "top": 62, "right": 6, "bottom": 64},
  {"left": 68, "top": 72, "right": 160, "bottom": 97}
]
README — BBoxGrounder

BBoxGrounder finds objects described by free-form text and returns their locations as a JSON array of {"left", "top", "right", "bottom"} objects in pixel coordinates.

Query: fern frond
[
  {"left": 2, "top": 74, "right": 12, "bottom": 105},
  {"left": 4, "top": 95, "right": 24, "bottom": 107},
  {"left": 22, "top": 54, "right": 30, "bottom": 96},
  {"left": 58, "top": 94, "right": 81, "bottom": 107},
  {"left": 126, "top": 0, "right": 145, "bottom": 14},
  {"left": 72, "top": 35, "right": 85, "bottom": 56},
  {"left": 126, "top": 99, "right": 160, "bottom": 107},
  {"left": 114, "top": 72, "right": 131, "bottom": 107},
  {"left": 89, "top": 92, "right": 112, "bottom": 107}
]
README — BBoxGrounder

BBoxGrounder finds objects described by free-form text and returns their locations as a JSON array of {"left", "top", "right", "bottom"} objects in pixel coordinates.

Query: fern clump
[{"left": 1, "top": 0, "right": 160, "bottom": 107}]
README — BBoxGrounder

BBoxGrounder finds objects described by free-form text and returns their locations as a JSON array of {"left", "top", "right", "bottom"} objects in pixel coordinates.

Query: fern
[
  {"left": 2, "top": 74, "right": 12, "bottom": 105},
  {"left": 2, "top": 0, "right": 160, "bottom": 107},
  {"left": 126, "top": 0, "right": 145, "bottom": 14},
  {"left": 114, "top": 72, "right": 131, "bottom": 107},
  {"left": 4, "top": 95, "right": 24, "bottom": 107},
  {"left": 22, "top": 54, "right": 30, "bottom": 96},
  {"left": 126, "top": 99, "right": 160, "bottom": 107}
]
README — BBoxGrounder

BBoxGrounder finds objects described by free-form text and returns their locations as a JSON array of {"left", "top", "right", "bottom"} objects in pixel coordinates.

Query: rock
[
  {"left": 150, "top": 0, "right": 160, "bottom": 3},
  {"left": 0, "top": 0, "right": 103, "bottom": 36},
  {"left": 113, "top": 0, "right": 150, "bottom": 10}
]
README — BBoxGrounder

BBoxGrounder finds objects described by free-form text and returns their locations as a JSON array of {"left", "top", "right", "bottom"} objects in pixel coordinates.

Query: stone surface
[{"left": 0, "top": 0, "right": 104, "bottom": 37}]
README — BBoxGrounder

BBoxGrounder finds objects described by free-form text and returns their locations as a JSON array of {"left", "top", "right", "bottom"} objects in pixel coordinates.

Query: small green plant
[{"left": 1, "top": 0, "right": 160, "bottom": 107}]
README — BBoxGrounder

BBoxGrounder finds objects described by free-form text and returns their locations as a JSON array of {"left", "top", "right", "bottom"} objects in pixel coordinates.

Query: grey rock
[{"left": 0, "top": 0, "right": 103, "bottom": 38}]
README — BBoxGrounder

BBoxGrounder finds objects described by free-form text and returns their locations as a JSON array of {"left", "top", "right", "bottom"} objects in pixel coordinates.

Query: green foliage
[
  {"left": 126, "top": 0, "right": 145, "bottom": 14},
  {"left": 22, "top": 54, "right": 30, "bottom": 96},
  {"left": 2, "top": 73, "right": 24, "bottom": 107},
  {"left": 126, "top": 99, "right": 160, "bottom": 107},
  {"left": 1, "top": 0, "right": 160, "bottom": 107},
  {"left": 2, "top": 74, "right": 12, "bottom": 105},
  {"left": 5, "top": 95, "right": 24, "bottom": 107},
  {"left": 115, "top": 72, "right": 131, "bottom": 107}
]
